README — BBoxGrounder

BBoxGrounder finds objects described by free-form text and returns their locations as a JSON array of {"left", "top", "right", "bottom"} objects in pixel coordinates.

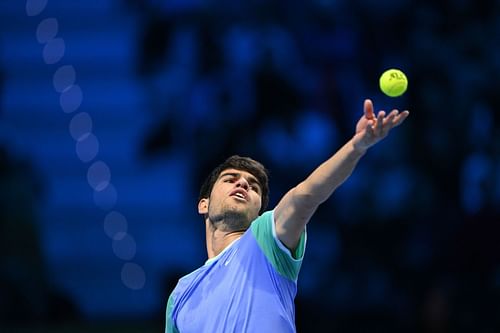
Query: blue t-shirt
[{"left": 165, "top": 210, "right": 307, "bottom": 333}]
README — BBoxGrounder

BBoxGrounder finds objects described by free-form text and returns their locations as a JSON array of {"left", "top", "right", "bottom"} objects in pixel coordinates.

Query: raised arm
[{"left": 274, "top": 99, "right": 410, "bottom": 251}]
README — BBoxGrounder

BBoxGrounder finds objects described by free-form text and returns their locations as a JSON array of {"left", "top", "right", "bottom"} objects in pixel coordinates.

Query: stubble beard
[{"left": 208, "top": 201, "right": 252, "bottom": 232}]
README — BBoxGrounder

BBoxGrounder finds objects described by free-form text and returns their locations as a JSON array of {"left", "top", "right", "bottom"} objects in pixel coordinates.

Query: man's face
[{"left": 198, "top": 168, "right": 262, "bottom": 229}]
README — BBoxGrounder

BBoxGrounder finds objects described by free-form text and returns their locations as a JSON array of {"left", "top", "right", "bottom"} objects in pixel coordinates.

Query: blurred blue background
[{"left": 1, "top": 0, "right": 500, "bottom": 332}]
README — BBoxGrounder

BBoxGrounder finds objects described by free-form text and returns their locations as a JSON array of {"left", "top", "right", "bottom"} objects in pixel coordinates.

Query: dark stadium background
[{"left": 1, "top": 0, "right": 499, "bottom": 332}]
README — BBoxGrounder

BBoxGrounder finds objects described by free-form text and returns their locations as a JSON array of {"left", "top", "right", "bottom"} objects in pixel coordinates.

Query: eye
[{"left": 250, "top": 184, "right": 261, "bottom": 193}]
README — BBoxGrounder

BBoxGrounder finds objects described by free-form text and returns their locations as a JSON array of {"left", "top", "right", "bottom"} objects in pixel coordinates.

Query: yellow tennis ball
[{"left": 379, "top": 69, "right": 408, "bottom": 97}]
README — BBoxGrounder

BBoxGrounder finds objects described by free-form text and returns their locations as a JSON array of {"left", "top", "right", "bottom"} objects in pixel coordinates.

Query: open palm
[{"left": 352, "top": 99, "right": 410, "bottom": 153}]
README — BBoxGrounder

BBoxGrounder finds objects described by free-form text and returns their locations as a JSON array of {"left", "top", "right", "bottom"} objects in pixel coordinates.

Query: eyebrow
[{"left": 219, "top": 172, "right": 261, "bottom": 189}]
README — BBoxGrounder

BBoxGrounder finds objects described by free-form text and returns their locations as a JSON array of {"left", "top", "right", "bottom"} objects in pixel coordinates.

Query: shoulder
[{"left": 250, "top": 210, "right": 307, "bottom": 281}]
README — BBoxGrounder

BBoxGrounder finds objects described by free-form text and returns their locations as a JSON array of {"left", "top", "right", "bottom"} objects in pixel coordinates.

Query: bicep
[{"left": 274, "top": 185, "right": 317, "bottom": 251}]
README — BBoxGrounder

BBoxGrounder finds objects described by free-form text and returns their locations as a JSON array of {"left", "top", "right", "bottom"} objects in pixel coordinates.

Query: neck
[{"left": 205, "top": 220, "right": 245, "bottom": 259}]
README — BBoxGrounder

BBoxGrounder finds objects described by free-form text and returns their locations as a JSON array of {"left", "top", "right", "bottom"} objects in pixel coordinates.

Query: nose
[{"left": 235, "top": 177, "right": 249, "bottom": 191}]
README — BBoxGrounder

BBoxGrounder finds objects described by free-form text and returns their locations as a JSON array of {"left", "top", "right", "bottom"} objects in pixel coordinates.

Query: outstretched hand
[{"left": 352, "top": 99, "right": 409, "bottom": 153}]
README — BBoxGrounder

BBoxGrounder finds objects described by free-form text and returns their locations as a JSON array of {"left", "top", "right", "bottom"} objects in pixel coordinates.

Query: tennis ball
[{"left": 379, "top": 69, "right": 408, "bottom": 97}]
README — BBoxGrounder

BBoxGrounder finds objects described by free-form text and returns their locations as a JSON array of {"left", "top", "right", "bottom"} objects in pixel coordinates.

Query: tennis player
[{"left": 166, "top": 99, "right": 409, "bottom": 332}]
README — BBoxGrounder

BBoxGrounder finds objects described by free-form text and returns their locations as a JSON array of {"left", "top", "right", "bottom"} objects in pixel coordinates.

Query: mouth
[{"left": 230, "top": 189, "right": 248, "bottom": 201}]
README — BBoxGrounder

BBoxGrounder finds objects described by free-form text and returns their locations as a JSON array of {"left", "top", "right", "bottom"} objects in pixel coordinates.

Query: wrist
[{"left": 350, "top": 138, "right": 368, "bottom": 157}]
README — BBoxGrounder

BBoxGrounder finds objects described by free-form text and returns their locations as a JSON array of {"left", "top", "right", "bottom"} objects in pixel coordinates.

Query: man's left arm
[{"left": 274, "top": 99, "right": 410, "bottom": 251}]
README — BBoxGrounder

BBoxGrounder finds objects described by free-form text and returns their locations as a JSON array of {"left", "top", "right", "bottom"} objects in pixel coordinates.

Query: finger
[
  {"left": 375, "top": 111, "right": 385, "bottom": 136},
  {"left": 364, "top": 99, "right": 375, "bottom": 120},
  {"left": 393, "top": 110, "right": 410, "bottom": 127},
  {"left": 385, "top": 109, "right": 399, "bottom": 123},
  {"left": 366, "top": 120, "right": 375, "bottom": 137},
  {"left": 381, "top": 110, "right": 399, "bottom": 135},
  {"left": 385, "top": 110, "right": 399, "bottom": 125}
]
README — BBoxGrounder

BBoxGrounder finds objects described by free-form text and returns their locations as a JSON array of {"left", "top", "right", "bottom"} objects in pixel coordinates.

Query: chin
[{"left": 222, "top": 210, "right": 252, "bottom": 229}]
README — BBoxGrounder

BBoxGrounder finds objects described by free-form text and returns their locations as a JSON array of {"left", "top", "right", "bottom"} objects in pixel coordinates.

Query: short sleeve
[
  {"left": 165, "top": 293, "right": 179, "bottom": 333},
  {"left": 250, "top": 210, "right": 307, "bottom": 281}
]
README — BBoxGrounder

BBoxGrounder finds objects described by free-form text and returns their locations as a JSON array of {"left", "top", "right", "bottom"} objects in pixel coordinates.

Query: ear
[{"left": 198, "top": 198, "right": 209, "bottom": 214}]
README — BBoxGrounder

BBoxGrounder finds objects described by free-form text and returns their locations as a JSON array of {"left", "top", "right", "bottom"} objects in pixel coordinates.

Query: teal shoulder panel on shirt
[
  {"left": 165, "top": 293, "right": 179, "bottom": 333},
  {"left": 250, "top": 210, "right": 306, "bottom": 281}
]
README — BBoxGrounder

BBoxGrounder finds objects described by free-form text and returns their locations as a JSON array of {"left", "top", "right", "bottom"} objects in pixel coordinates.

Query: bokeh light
[
  {"left": 103, "top": 211, "right": 128, "bottom": 240},
  {"left": 42, "top": 37, "right": 65, "bottom": 64},
  {"left": 75, "top": 132, "right": 98, "bottom": 162},
  {"left": 87, "top": 160, "right": 111, "bottom": 192},
  {"left": 53, "top": 65, "right": 76, "bottom": 92},
  {"left": 60, "top": 84, "right": 83, "bottom": 113},
  {"left": 121, "top": 263, "right": 146, "bottom": 290},
  {"left": 25, "top": 0, "right": 47, "bottom": 16},
  {"left": 36, "top": 18, "right": 58, "bottom": 44},
  {"left": 69, "top": 112, "right": 92, "bottom": 141},
  {"left": 112, "top": 233, "right": 137, "bottom": 261}
]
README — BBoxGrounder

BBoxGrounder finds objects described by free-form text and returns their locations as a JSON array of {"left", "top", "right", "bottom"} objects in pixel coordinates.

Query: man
[{"left": 166, "top": 99, "right": 409, "bottom": 332}]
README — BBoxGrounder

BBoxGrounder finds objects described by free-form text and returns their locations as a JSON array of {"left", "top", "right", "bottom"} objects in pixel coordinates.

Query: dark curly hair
[{"left": 198, "top": 155, "right": 270, "bottom": 215}]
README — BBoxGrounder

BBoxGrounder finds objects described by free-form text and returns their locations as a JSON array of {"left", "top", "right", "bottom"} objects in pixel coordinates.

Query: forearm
[{"left": 295, "top": 138, "right": 365, "bottom": 206}]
